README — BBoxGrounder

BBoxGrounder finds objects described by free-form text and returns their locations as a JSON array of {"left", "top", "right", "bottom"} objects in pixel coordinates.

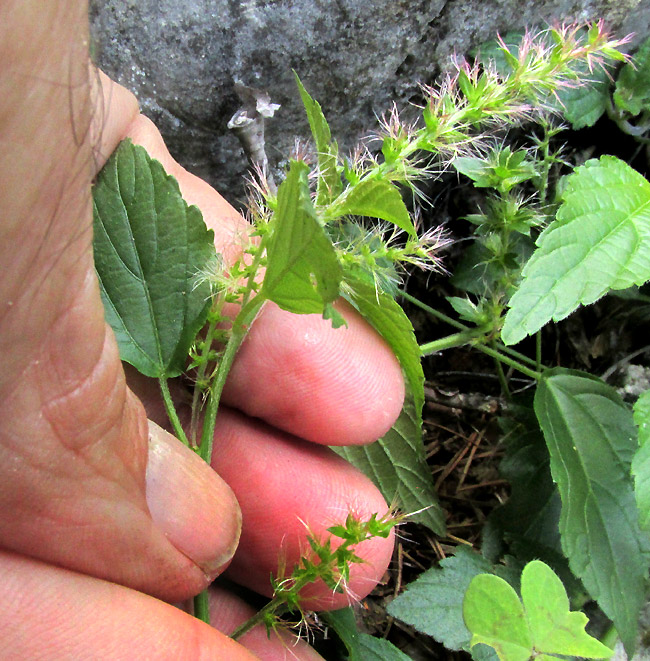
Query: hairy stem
[
  {"left": 230, "top": 600, "right": 290, "bottom": 642},
  {"left": 198, "top": 294, "right": 266, "bottom": 464}
]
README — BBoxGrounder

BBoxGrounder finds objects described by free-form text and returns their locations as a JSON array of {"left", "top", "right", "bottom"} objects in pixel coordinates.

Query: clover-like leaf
[
  {"left": 522, "top": 561, "right": 612, "bottom": 658},
  {"left": 464, "top": 573, "right": 531, "bottom": 661},
  {"left": 464, "top": 561, "right": 613, "bottom": 661}
]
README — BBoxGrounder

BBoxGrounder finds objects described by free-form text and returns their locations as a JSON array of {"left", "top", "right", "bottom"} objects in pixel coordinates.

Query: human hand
[{"left": 0, "top": 2, "right": 403, "bottom": 658}]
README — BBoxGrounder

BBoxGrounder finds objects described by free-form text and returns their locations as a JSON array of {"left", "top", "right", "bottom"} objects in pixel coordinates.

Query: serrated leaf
[
  {"left": 332, "top": 394, "right": 445, "bottom": 535},
  {"left": 388, "top": 546, "right": 492, "bottom": 650},
  {"left": 464, "top": 573, "right": 531, "bottom": 661},
  {"left": 262, "top": 160, "right": 343, "bottom": 315},
  {"left": 344, "top": 274, "right": 424, "bottom": 415},
  {"left": 92, "top": 139, "right": 215, "bottom": 378},
  {"left": 323, "top": 609, "right": 411, "bottom": 661},
  {"left": 464, "top": 561, "right": 613, "bottom": 661},
  {"left": 534, "top": 368, "right": 650, "bottom": 655},
  {"left": 294, "top": 73, "right": 343, "bottom": 206},
  {"left": 502, "top": 156, "right": 650, "bottom": 345},
  {"left": 633, "top": 390, "right": 650, "bottom": 529},
  {"left": 327, "top": 179, "right": 415, "bottom": 236},
  {"left": 615, "top": 36, "right": 650, "bottom": 116}
]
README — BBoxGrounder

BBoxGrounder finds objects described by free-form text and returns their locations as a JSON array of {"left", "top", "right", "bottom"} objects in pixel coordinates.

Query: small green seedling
[{"left": 463, "top": 560, "right": 613, "bottom": 661}]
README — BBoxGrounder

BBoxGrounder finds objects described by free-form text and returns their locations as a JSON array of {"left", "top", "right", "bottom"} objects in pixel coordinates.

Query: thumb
[
  {"left": 146, "top": 420, "right": 242, "bottom": 591},
  {"left": 0, "top": 0, "right": 239, "bottom": 600},
  {"left": 0, "top": 349, "right": 241, "bottom": 602}
]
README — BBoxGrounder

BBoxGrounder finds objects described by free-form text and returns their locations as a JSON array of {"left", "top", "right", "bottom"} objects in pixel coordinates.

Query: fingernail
[{"left": 145, "top": 420, "right": 241, "bottom": 578}]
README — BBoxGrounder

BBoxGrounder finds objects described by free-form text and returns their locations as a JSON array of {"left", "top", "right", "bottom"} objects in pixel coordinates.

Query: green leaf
[
  {"left": 294, "top": 73, "right": 343, "bottom": 206},
  {"left": 464, "top": 573, "right": 531, "bottom": 661},
  {"left": 337, "top": 272, "right": 436, "bottom": 532},
  {"left": 522, "top": 561, "right": 612, "bottom": 658},
  {"left": 482, "top": 410, "right": 585, "bottom": 602},
  {"left": 615, "top": 36, "right": 650, "bottom": 116},
  {"left": 332, "top": 394, "right": 445, "bottom": 535},
  {"left": 453, "top": 148, "right": 536, "bottom": 194},
  {"left": 327, "top": 179, "right": 416, "bottom": 236},
  {"left": 464, "top": 561, "right": 613, "bottom": 661},
  {"left": 472, "top": 32, "right": 525, "bottom": 75},
  {"left": 355, "top": 635, "right": 412, "bottom": 660},
  {"left": 502, "top": 156, "right": 650, "bottom": 345},
  {"left": 451, "top": 237, "right": 534, "bottom": 298},
  {"left": 345, "top": 273, "right": 424, "bottom": 415},
  {"left": 483, "top": 416, "right": 563, "bottom": 562},
  {"left": 453, "top": 156, "right": 487, "bottom": 182},
  {"left": 558, "top": 61, "right": 612, "bottom": 129},
  {"left": 92, "top": 139, "right": 215, "bottom": 378},
  {"left": 323, "top": 609, "right": 411, "bottom": 661},
  {"left": 534, "top": 368, "right": 650, "bottom": 655},
  {"left": 388, "top": 546, "right": 493, "bottom": 650},
  {"left": 447, "top": 296, "right": 487, "bottom": 325},
  {"left": 633, "top": 390, "right": 650, "bottom": 530},
  {"left": 262, "top": 160, "right": 343, "bottom": 315}
]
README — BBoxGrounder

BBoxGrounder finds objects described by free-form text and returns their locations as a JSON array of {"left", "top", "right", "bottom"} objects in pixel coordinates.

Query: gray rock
[{"left": 89, "top": 0, "right": 650, "bottom": 207}]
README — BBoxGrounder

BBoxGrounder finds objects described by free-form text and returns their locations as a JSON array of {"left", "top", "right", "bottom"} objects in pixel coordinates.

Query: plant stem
[
  {"left": 475, "top": 343, "right": 542, "bottom": 380},
  {"left": 230, "top": 600, "right": 289, "bottom": 641},
  {"left": 535, "top": 330, "right": 542, "bottom": 372},
  {"left": 535, "top": 119, "right": 554, "bottom": 206},
  {"left": 491, "top": 341, "right": 512, "bottom": 399},
  {"left": 419, "top": 332, "right": 541, "bottom": 381},
  {"left": 158, "top": 376, "right": 190, "bottom": 446},
  {"left": 400, "top": 289, "right": 540, "bottom": 369},
  {"left": 198, "top": 294, "right": 266, "bottom": 464},
  {"left": 419, "top": 331, "right": 484, "bottom": 354},
  {"left": 189, "top": 297, "right": 227, "bottom": 446},
  {"left": 193, "top": 590, "right": 210, "bottom": 623}
]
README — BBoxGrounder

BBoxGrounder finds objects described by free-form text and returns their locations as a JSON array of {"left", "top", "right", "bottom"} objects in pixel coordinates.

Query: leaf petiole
[{"left": 158, "top": 376, "right": 190, "bottom": 446}]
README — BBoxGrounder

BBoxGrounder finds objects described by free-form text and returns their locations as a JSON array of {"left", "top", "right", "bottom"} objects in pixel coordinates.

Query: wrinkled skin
[{"left": 0, "top": 2, "right": 404, "bottom": 658}]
